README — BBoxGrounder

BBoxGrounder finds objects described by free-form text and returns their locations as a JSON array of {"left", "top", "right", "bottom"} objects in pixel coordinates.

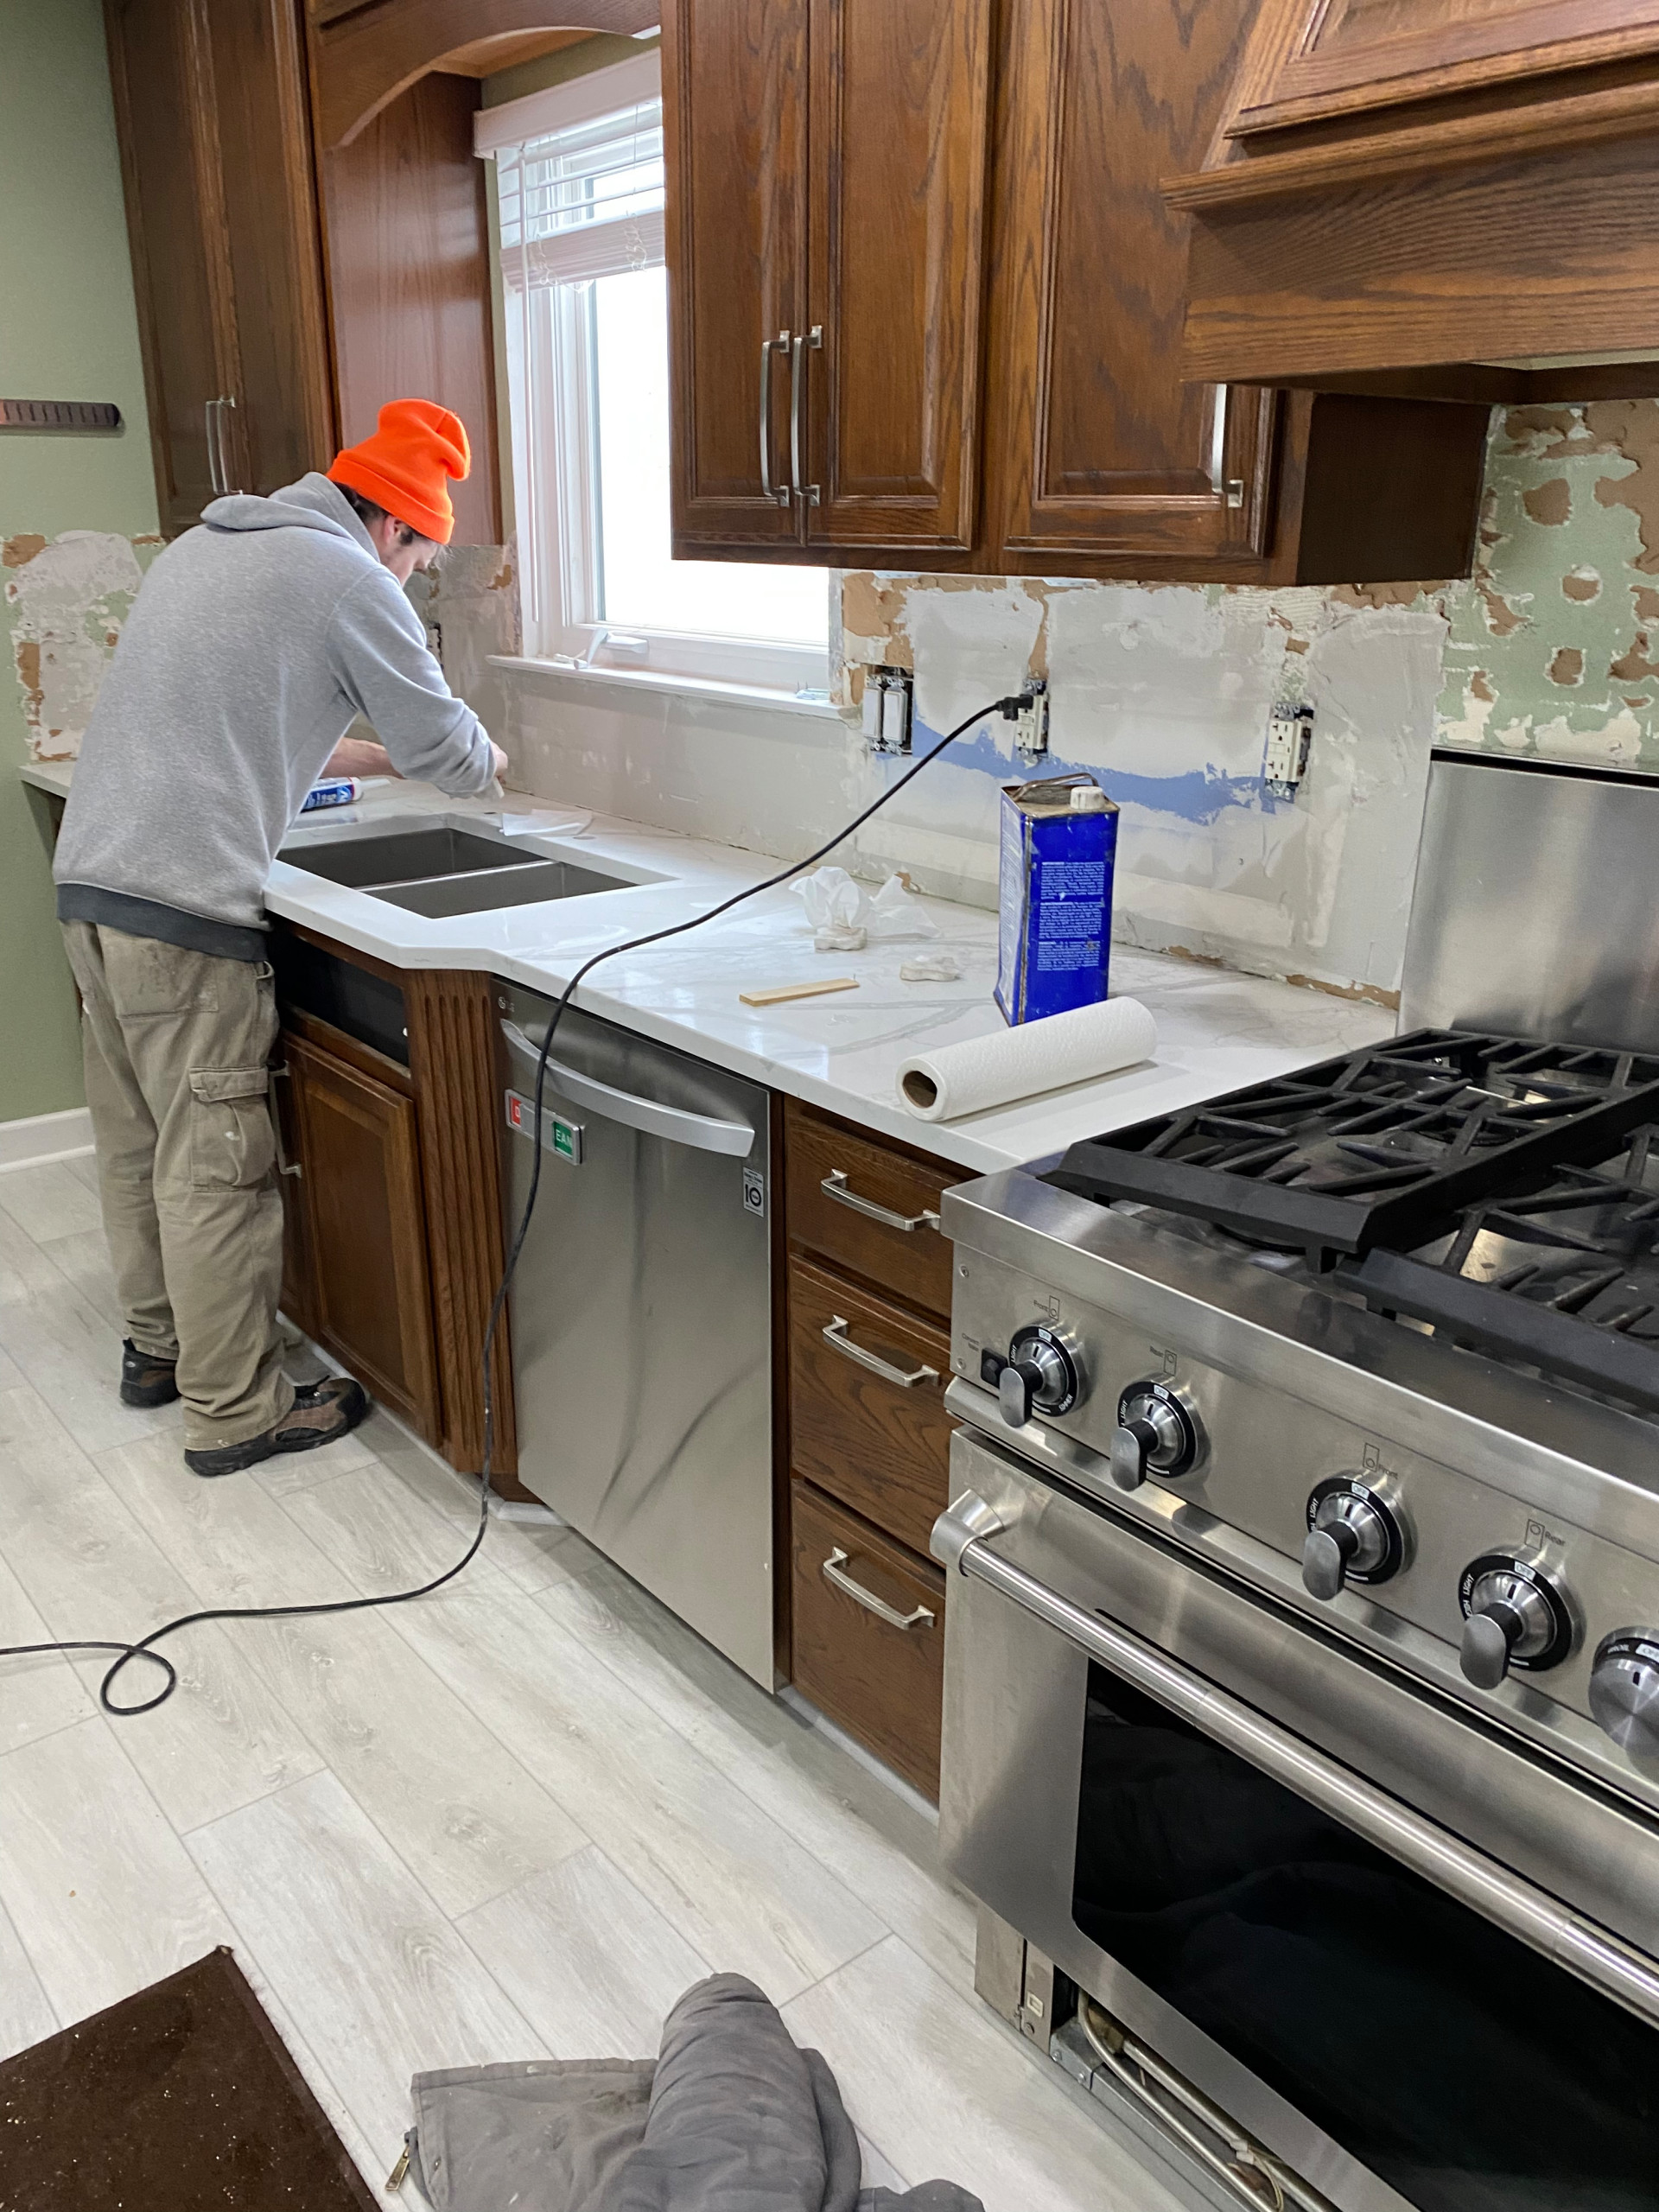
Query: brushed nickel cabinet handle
[
  {"left": 823, "top": 1546, "right": 934, "bottom": 1630},
  {"left": 823, "top": 1314, "right": 937, "bottom": 1389},
  {"left": 760, "top": 330, "right": 790, "bottom": 505},
  {"left": 270, "top": 1065, "right": 302, "bottom": 1179},
  {"left": 789, "top": 323, "right": 822, "bottom": 505},
  {"left": 820, "top": 1167, "right": 939, "bottom": 1234}
]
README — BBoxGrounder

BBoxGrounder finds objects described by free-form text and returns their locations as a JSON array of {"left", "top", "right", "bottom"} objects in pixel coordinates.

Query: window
[{"left": 481, "top": 55, "right": 830, "bottom": 696}]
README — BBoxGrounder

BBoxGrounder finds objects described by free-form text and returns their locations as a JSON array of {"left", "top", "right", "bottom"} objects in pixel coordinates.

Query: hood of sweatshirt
[{"left": 201, "top": 471, "right": 376, "bottom": 555}]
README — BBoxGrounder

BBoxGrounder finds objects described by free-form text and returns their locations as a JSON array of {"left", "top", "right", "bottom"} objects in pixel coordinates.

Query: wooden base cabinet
[
  {"left": 277, "top": 1028, "right": 441, "bottom": 1443},
  {"left": 782, "top": 1099, "right": 965, "bottom": 1799},
  {"left": 270, "top": 926, "right": 530, "bottom": 1494}
]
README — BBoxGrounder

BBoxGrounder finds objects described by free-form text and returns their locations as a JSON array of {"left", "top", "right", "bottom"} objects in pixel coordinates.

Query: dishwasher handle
[{"left": 501, "top": 1020, "right": 755, "bottom": 1159}]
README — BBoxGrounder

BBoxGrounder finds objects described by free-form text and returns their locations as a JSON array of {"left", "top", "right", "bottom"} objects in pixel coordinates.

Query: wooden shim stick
[{"left": 739, "top": 976, "right": 860, "bottom": 1007}]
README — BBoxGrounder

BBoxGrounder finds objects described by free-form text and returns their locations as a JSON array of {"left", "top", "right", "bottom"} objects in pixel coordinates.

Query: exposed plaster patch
[
  {"left": 1469, "top": 671, "right": 1495, "bottom": 701},
  {"left": 1328, "top": 581, "right": 1437, "bottom": 612},
  {"left": 1522, "top": 478, "right": 1571, "bottom": 526},
  {"left": 3, "top": 533, "right": 47, "bottom": 569},
  {"left": 1611, "top": 634, "right": 1659, "bottom": 682},
  {"left": 5, "top": 529, "right": 147, "bottom": 757},
  {"left": 1548, "top": 646, "right": 1584, "bottom": 684},
  {"left": 1562, "top": 565, "right": 1601, "bottom": 601}
]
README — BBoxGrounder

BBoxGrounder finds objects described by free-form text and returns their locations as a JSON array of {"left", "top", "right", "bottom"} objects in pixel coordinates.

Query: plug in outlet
[
  {"left": 1014, "top": 677, "right": 1049, "bottom": 766},
  {"left": 1265, "top": 702, "right": 1313, "bottom": 799}
]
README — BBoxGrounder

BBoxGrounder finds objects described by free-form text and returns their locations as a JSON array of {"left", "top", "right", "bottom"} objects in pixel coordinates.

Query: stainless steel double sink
[{"left": 276, "top": 821, "right": 637, "bottom": 918}]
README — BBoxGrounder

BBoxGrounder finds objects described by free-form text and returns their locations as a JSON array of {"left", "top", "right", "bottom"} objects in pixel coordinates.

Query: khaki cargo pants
[{"left": 62, "top": 922, "right": 295, "bottom": 1451}]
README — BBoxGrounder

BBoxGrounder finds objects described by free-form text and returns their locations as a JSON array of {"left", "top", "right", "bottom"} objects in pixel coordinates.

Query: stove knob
[
  {"left": 1301, "top": 1480, "right": 1402, "bottom": 1600},
  {"left": 1589, "top": 1633, "right": 1659, "bottom": 1761},
  {"left": 983, "top": 1325, "right": 1078, "bottom": 1428},
  {"left": 1110, "top": 1382, "right": 1197, "bottom": 1491},
  {"left": 1458, "top": 1555, "right": 1573, "bottom": 1689}
]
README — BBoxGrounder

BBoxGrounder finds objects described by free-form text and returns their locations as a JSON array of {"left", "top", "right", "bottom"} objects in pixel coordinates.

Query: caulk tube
[{"left": 301, "top": 777, "right": 362, "bottom": 812}]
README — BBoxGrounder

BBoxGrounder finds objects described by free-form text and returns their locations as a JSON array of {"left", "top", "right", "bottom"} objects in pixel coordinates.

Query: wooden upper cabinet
[
  {"left": 988, "top": 0, "right": 1274, "bottom": 571},
  {"left": 663, "top": 0, "right": 992, "bottom": 558},
  {"left": 106, "top": 0, "right": 334, "bottom": 532},
  {"left": 105, "top": 0, "right": 232, "bottom": 534},
  {"left": 319, "top": 72, "right": 503, "bottom": 546},
  {"left": 803, "top": 0, "right": 992, "bottom": 551},
  {"left": 1228, "top": 0, "right": 1659, "bottom": 138},
  {"left": 200, "top": 0, "right": 334, "bottom": 494},
  {"left": 663, "top": 0, "right": 809, "bottom": 548}
]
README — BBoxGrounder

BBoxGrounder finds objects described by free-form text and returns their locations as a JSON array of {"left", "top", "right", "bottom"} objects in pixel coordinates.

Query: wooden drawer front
[
  {"left": 789, "top": 1255, "right": 952, "bottom": 1557},
  {"left": 791, "top": 1482, "right": 944, "bottom": 1801},
  {"left": 785, "top": 1101, "right": 958, "bottom": 1318}
]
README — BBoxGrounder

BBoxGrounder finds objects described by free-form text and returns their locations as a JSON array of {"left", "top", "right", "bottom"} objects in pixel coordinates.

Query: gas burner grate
[
  {"left": 1345, "top": 1123, "right": 1659, "bottom": 1413},
  {"left": 1046, "top": 1031, "right": 1659, "bottom": 1268}
]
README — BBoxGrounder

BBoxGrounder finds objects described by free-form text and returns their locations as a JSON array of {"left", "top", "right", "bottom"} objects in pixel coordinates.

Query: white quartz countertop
[{"left": 25, "top": 760, "right": 1395, "bottom": 1173}]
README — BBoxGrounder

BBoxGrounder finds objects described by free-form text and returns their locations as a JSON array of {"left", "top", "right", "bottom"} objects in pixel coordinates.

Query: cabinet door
[
  {"left": 285, "top": 1033, "right": 441, "bottom": 1441},
  {"left": 203, "top": 0, "right": 335, "bottom": 492},
  {"left": 989, "top": 0, "right": 1276, "bottom": 573},
  {"left": 803, "top": 0, "right": 992, "bottom": 552},
  {"left": 320, "top": 73, "right": 503, "bottom": 546},
  {"left": 1228, "top": 0, "right": 1659, "bottom": 139},
  {"left": 105, "top": 0, "right": 236, "bottom": 534},
  {"left": 663, "top": 0, "right": 810, "bottom": 550}
]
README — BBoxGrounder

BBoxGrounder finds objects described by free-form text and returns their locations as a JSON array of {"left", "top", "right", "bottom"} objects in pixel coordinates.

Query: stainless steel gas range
[{"left": 928, "top": 760, "right": 1659, "bottom": 2212}]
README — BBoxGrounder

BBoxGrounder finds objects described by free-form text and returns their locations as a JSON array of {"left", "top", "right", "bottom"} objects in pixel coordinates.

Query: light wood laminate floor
[{"left": 0, "top": 1153, "right": 1191, "bottom": 2209}]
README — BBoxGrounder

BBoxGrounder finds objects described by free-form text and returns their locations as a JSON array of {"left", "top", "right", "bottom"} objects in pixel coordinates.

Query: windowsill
[{"left": 489, "top": 655, "right": 845, "bottom": 721}]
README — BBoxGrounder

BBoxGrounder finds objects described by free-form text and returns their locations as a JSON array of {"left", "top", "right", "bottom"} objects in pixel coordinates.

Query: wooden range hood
[{"left": 1166, "top": 0, "right": 1659, "bottom": 403}]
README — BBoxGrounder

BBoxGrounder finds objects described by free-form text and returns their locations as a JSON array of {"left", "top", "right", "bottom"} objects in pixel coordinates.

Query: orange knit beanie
[{"left": 328, "top": 399, "right": 470, "bottom": 545}]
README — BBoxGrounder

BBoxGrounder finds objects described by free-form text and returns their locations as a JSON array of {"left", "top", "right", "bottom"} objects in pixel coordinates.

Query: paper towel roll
[{"left": 898, "top": 997, "right": 1156, "bottom": 1122}]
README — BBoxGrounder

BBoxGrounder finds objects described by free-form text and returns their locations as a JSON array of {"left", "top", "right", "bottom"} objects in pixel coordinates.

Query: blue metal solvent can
[{"left": 995, "top": 774, "right": 1118, "bottom": 1025}]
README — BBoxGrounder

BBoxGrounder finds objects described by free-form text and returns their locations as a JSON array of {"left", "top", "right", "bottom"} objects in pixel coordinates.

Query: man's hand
[
  {"left": 325, "top": 735, "right": 399, "bottom": 780},
  {"left": 490, "top": 742, "right": 510, "bottom": 784}
]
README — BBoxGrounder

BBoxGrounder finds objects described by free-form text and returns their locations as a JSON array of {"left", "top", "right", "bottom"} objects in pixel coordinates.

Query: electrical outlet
[
  {"left": 1014, "top": 677, "right": 1049, "bottom": 765},
  {"left": 862, "top": 665, "right": 914, "bottom": 754},
  {"left": 1265, "top": 702, "right": 1313, "bottom": 798}
]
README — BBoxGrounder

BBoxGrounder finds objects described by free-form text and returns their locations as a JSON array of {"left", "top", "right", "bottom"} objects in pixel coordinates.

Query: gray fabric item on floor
[{"left": 407, "top": 1974, "right": 983, "bottom": 2212}]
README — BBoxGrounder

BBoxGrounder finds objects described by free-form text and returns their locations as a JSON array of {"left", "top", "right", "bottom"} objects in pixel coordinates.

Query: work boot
[
  {"left": 183, "top": 1375, "right": 370, "bottom": 1479},
  {"left": 120, "top": 1338, "right": 180, "bottom": 1408}
]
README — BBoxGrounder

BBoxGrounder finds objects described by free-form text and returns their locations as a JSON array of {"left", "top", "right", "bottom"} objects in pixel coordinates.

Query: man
[{"left": 53, "top": 399, "right": 508, "bottom": 1478}]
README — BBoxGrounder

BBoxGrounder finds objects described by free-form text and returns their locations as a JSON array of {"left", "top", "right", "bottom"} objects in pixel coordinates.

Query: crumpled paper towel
[
  {"left": 794, "top": 867, "right": 942, "bottom": 953},
  {"left": 899, "top": 950, "right": 961, "bottom": 982}
]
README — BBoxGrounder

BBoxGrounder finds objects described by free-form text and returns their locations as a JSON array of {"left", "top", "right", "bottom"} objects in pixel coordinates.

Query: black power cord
[{"left": 0, "top": 694, "right": 1027, "bottom": 1717}]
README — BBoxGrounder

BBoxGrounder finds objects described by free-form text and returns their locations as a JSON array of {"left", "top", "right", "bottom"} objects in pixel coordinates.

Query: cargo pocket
[{"left": 188, "top": 1066, "right": 276, "bottom": 1190}]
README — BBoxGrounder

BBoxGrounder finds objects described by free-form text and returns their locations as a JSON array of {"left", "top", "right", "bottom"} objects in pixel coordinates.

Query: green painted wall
[
  {"left": 0, "top": 0, "right": 157, "bottom": 1124},
  {"left": 1440, "top": 402, "right": 1659, "bottom": 767},
  {"left": 481, "top": 29, "right": 659, "bottom": 108}
]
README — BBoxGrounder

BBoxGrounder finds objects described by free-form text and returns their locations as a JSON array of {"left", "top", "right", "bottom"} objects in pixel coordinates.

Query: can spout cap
[{"left": 1069, "top": 785, "right": 1108, "bottom": 813}]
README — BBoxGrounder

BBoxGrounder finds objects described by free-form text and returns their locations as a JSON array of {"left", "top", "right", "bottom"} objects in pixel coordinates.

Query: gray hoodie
[{"left": 54, "top": 472, "right": 498, "bottom": 958}]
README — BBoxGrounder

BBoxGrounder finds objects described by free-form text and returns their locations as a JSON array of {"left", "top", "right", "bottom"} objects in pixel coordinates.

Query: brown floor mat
[{"left": 0, "top": 1947, "right": 378, "bottom": 2211}]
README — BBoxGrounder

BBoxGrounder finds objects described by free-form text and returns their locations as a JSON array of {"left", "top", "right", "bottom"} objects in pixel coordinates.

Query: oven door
[{"left": 936, "top": 1424, "right": 1659, "bottom": 2212}]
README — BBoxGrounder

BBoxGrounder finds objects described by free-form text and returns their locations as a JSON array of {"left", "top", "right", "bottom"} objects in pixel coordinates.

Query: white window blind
[{"left": 495, "top": 97, "right": 664, "bottom": 290}]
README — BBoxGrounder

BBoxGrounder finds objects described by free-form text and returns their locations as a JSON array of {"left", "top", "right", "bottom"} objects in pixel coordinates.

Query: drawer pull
[
  {"left": 823, "top": 1315, "right": 938, "bottom": 1389},
  {"left": 822, "top": 1546, "right": 934, "bottom": 1630},
  {"left": 821, "top": 1167, "right": 940, "bottom": 1234}
]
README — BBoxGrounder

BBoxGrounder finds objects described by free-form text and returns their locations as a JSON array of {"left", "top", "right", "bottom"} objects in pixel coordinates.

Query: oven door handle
[{"left": 931, "top": 1490, "right": 1659, "bottom": 2033}]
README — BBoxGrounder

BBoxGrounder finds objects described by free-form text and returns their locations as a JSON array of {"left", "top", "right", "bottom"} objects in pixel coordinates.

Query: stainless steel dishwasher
[{"left": 499, "top": 983, "right": 774, "bottom": 1684}]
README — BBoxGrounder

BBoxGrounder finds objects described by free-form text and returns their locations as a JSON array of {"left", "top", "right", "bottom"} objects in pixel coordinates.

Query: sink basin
[
  {"left": 279, "top": 825, "right": 541, "bottom": 889},
  {"left": 276, "top": 823, "right": 632, "bottom": 916},
  {"left": 374, "top": 858, "right": 629, "bottom": 918}
]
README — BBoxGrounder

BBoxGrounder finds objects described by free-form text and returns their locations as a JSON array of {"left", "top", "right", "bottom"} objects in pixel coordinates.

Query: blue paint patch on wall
[{"left": 891, "top": 717, "right": 1271, "bottom": 825}]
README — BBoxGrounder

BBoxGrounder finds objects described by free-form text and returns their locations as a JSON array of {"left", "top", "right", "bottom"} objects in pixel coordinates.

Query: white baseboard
[{"left": 0, "top": 1106, "right": 93, "bottom": 1173}]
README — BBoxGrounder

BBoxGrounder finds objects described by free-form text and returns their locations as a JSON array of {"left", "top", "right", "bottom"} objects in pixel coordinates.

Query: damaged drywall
[
  {"left": 837, "top": 570, "right": 1446, "bottom": 1000},
  {"left": 5, "top": 528, "right": 156, "bottom": 757},
  {"left": 1440, "top": 401, "right": 1659, "bottom": 766}
]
